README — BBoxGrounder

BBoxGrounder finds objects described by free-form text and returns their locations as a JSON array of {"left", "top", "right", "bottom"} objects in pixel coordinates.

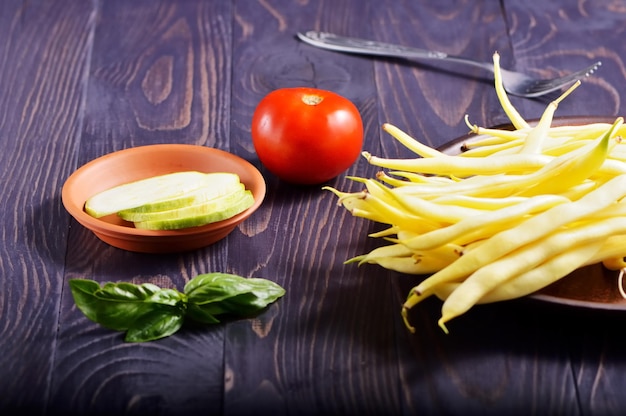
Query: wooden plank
[
  {"left": 502, "top": 1, "right": 623, "bottom": 120},
  {"left": 0, "top": 0, "right": 95, "bottom": 413},
  {"left": 370, "top": 1, "right": 581, "bottom": 414},
  {"left": 224, "top": 0, "right": 402, "bottom": 414},
  {"left": 503, "top": 2, "right": 626, "bottom": 414},
  {"left": 369, "top": 0, "right": 514, "bottom": 149},
  {"left": 49, "top": 1, "right": 234, "bottom": 414},
  {"left": 2, "top": 1, "right": 623, "bottom": 415}
]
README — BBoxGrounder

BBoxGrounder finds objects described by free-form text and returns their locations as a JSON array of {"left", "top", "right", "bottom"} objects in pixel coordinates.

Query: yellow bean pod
[{"left": 325, "top": 51, "right": 626, "bottom": 334}]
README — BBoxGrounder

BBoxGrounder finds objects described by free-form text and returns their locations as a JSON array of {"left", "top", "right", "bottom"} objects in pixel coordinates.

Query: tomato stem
[{"left": 302, "top": 94, "right": 324, "bottom": 106}]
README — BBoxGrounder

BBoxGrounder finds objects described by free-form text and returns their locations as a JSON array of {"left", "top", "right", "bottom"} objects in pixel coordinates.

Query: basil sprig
[{"left": 69, "top": 273, "right": 286, "bottom": 342}]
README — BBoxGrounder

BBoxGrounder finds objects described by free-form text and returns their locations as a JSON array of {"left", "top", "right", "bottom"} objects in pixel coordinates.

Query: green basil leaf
[
  {"left": 69, "top": 279, "right": 186, "bottom": 331},
  {"left": 184, "top": 273, "right": 285, "bottom": 321},
  {"left": 183, "top": 272, "right": 236, "bottom": 300},
  {"left": 70, "top": 273, "right": 286, "bottom": 342},
  {"left": 185, "top": 273, "right": 285, "bottom": 303},
  {"left": 124, "top": 306, "right": 185, "bottom": 342},
  {"left": 214, "top": 292, "right": 275, "bottom": 314},
  {"left": 239, "top": 278, "right": 286, "bottom": 306},
  {"left": 198, "top": 292, "right": 280, "bottom": 316},
  {"left": 185, "top": 304, "right": 220, "bottom": 324},
  {"left": 98, "top": 282, "right": 162, "bottom": 300},
  {"left": 68, "top": 279, "right": 103, "bottom": 323},
  {"left": 147, "top": 288, "right": 187, "bottom": 307}
]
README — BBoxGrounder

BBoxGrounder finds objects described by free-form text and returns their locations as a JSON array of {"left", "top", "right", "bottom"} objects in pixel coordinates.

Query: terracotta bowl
[{"left": 62, "top": 144, "right": 266, "bottom": 253}]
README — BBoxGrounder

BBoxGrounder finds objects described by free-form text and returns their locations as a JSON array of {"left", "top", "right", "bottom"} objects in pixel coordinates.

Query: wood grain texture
[
  {"left": 49, "top": 0, "right": 234, "bottom": 414},
  {"left": 366, "top": 1, "right": 579, "bottom": 414},
  {"left": 503, "top": 1, "right": 626, "bottom": 120},
  {"left": 225, "top": 1, "right": 399, "bottom": 415},
  {"left": 82, "top": 0, "right": 233, "bottom": 153},
  {"left": 2, "top": 0, "right": 626, "bottom": 415},
  {"left": 504, "top": 3, "right": 626, "bottom": 415},
  {"left": 0, "top": 0, "right": 95, "bottom": 412}
]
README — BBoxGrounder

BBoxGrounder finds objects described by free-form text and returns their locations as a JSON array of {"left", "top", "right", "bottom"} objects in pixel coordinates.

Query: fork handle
[{"left": 297, "top": 31, "right": 494, "bottom": 74}]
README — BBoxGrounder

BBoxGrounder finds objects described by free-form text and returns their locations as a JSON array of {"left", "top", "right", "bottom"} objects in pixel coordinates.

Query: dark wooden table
[{"left": 3, "top": 1, "right": 626, "bottom": 415}]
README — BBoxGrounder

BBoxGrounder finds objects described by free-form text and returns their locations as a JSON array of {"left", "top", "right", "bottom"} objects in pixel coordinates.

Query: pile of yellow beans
[{"left": 325, "top": 53, "right": 626, "bottom": 333}]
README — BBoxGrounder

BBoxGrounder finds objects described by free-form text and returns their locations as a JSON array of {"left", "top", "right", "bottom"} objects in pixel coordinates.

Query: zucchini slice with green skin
[
  {"left": 117, "top": 173, "right": 242, "bottom": 215},
  {"left": 119, "top": 184, "right": 246, "bottom": 222},
  {"left": 134, "top": 190, "right": 255, "bottom": 230},
  {"left": 84, "top": 171, "right": 240, "bottom": 218}
]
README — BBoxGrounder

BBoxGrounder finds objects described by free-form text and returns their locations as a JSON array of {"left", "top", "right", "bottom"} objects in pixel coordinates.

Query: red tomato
[{"left": 251, "top": 87, "right": 363, "bottom": 185}]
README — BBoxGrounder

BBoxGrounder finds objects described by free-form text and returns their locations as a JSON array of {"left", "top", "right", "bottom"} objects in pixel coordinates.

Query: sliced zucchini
[
  {"left": 134, "top": 190, "right": 255, "bottom": 230},
  {"left": 117, "top": 173, "right": 242, "bottom": 215},
  {"left": 85, "top": 171, "right": 236, "bottom": 218},
  {"left": 119, "top": 184, "right": 245, "bottom": 222}
]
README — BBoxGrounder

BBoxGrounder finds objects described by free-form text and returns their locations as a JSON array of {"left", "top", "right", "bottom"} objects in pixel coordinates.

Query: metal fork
[{"left": 297, "top": 31, "right": 602, "bottom": 98}]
